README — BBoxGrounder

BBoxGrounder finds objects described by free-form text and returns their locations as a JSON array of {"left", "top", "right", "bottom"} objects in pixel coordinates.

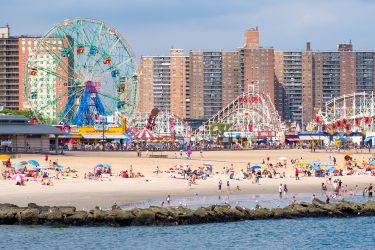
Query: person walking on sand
[
  {"left": 218, "top": 179, "right": 222, "bottom": 193},
  {"left": 227, "top": 181, "right": 230, "bottom": 193},
  {"left": 200, "top": 148, "right": 204, "bottom": 158}
]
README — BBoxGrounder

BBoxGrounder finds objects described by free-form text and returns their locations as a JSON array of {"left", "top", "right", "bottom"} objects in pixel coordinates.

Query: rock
[
  {"left": 64, "top": 211, "right": 88, "bottom": 225},
  {"left": 17, "top": 208, "right": 40, "bottom": 224},
  {"left": 57, "top": 206, "right": 76, "bottom": 216},
  {"left": 131, "top": 209, "right": 155, "bottom": 225},
  {"left": 0, "top": 203, "right": 18, "bottom": 209},
  {"left": 102, "top": 210, "right": 134, "bottom": 226},
  {"left": 253, "top": 208, "right": 272, "bottom": 219},
  {"left": 0, "top": 208, "right": 24, "bottom": 224}
]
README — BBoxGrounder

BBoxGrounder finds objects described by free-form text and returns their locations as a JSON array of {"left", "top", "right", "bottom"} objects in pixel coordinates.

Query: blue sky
[{"left": 1, "top": 0, "right": 375, "bottom": 58}]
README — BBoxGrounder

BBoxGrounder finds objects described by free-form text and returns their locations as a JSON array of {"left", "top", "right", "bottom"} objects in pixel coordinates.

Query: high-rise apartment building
[
  {"left": 0, "top": 25, "right": 19, "bottom": 110},
  {"left": 138, "top": 49, "right": 189, "bottom": 118},
  {"left": 276, "top": 42, "right": 375, "bottom": 126},
  {"left": 238, "top": 28, "right": 275, "bottom": 103}
]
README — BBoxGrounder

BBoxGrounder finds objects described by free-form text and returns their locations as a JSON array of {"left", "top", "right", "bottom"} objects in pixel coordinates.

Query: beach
[{"left": 0, "top": 149, "right": 374, "bottom": 209}]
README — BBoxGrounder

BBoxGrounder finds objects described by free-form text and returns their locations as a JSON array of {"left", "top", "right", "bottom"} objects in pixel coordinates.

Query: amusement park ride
[
  {"left": 24, "top": 18, "right": 138, "bottom": 127},
  {"left": 198, "top": 90, "right": 284, "bottom": 139},
  {"left": 312, "top": 92, "right": 375, "bottom": 134}
]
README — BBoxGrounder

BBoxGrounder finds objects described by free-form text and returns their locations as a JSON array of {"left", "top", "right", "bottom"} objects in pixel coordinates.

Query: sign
[
  {"left": 257, "top": 131, "right": 276, "bottom": 137},
  {"left": 94, "top": 124, "right": 109, "bottom": 131},
  {"left": 223, "top": 132, "right": 254, "bottom": 137},
  {"left": 238, "top": 96, "right": 262, "bottom": 103}
]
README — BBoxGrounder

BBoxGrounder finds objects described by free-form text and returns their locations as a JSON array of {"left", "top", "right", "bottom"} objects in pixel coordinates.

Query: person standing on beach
[
  {"left": 218, "top": 179, "right": 222, "bottom": 193},
  {"left": 167, "top": 195, "right": 171, "bottom": 204},
  {"left": 295, "top": 168, "right": 299, "bottom": 180},
  {"left": 368, "top": 184, "right": 373, "bottom": 198},
  {"left": 283, "top": 184, "right": 288, "bottom": 197},
  {"left": 227, "top": 181, "right": 230, "bottom": 193},
  {"left": 278, "top": 184, "right": 283, "bottom": 198},
  {"left": 129, "top": 165, "right": 133, "bottom": 178}
]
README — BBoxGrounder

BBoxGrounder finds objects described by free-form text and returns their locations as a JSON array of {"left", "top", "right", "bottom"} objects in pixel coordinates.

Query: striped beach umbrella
[{"left": 134, "top": 128, "right": 159, "bottom": 140}]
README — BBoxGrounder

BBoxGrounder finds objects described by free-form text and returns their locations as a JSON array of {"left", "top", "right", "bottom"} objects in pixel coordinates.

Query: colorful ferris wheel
[{"left": 25, "top": 18, "right": 138, "bottom": 126}]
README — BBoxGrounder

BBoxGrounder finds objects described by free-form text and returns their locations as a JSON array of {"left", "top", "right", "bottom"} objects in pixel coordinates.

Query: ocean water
[{"left": 0, "top": 217, "right": 374, "bottom": 249}]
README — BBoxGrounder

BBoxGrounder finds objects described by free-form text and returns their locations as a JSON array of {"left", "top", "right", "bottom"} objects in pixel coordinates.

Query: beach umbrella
[
  {"left": 12, "top": 173, "right": 25, "bottom": 180},
  {"left": 27, "top": 160, "right": 39, "bottom": 166},
  {"left": 328, "top": 166, "right": 336, "bottom": 173},
  {"left": 203, "top": 162, "right": 212, "bottom": 167},
  {"left": 134, "top": 128, "right": 160, "bottom": 140},
  {"left": 370, "top": 160, "right": 375, "bottom": 165},
  {"left": 279, "top": 156, "right": 287, "bottom": 160},
  {"left": 297, "top": 161, "right": 309, "bottom": 165},
  {"left": 11, "top": 161, "right": 27, "bottom": 167},
  {"left": 56, "top": 164, "right": 63, "bottom": 169},
  {"left": 251, "top": 165, "right": 261, "bottom": 169},
  {"left": 320, "top": 162, "right": 329, "bottom": 166},
  {"left": 102, "top": 164, "right": 111, "bottom": 168},
  {"left": 95, "top": 164, "right": 104, "bottom": 168},
  {"left": 333, "top": 169, "right": 340, "bottom": 174}
]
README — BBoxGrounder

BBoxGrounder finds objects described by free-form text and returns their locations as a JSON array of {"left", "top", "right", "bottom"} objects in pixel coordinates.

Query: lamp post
[{"left": 101, "top": 116, "right": 107, "bottom": 151}]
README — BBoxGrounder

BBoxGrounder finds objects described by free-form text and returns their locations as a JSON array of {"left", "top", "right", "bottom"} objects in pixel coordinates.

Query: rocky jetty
[{"left": 1, "top": 199, "right": 375, "bottom": 227}]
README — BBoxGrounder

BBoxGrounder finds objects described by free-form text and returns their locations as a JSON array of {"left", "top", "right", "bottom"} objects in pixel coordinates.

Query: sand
[{"left": 0, "top": 149, "right": 374, "bottom": 209}]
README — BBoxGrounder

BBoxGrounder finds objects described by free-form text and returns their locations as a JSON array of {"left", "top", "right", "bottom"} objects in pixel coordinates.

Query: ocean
[{"left": 0, "top": 217, "right": 374, "bottom": 249}]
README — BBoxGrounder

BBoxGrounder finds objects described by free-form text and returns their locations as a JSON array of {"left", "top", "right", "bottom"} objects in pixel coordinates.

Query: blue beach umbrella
[
  {"left": 327, "top": 167, "right": 336, "bottom": 173},
  {"left": 56, "top": 164, "right": 63, "bottom": 169},
  {"left": 370, "top": 160, "right": 375, "bottom": 165},
  {"left": 251, "top": 165, "right": 261, "bottom": 169},
  {"left": 11, "top": 161, "right": 27, "bottom": 167},
  {"left": 28, "top": 160, "right": 40, "bottom": 166},
  {"left": 102, "top": 164, "right": 111, "bottom": 168}
]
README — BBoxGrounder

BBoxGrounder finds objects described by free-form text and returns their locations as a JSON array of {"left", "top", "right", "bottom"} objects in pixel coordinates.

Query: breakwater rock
[{"left": 1, "top": 199, "right": 375, "bottom": 227}]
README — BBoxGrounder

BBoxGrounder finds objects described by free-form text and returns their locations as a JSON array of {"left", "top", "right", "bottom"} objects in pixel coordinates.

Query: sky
[{"left": 1, "top": 0, "right": 375, "bottom": 58}]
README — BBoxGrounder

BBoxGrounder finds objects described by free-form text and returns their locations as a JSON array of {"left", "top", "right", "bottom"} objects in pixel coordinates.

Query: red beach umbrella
[{"left": 134, "top": 128, "right": 160, "bottom": 140}]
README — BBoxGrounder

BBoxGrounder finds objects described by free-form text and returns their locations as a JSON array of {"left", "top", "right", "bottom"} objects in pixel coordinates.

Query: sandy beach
[{"left": 1, "top": 149, "right": 374, "bottom": 209}]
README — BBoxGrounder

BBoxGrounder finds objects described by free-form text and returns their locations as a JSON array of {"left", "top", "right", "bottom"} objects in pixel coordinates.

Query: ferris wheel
[{"left": 25, "top": 18, "right": 138, "bottom": 126}]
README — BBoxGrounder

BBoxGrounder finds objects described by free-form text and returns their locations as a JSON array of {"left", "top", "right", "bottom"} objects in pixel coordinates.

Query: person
[
  {"left": 283, "top": 184, "right": 288, "bottom": 197},
  {"left": 295, "top": 168, "right": 299, "bottom": 180},
  {"left": 155, "top": 166, "right": 159, "bottom": 176},
  {"left": 236, "top": 185, "right": 241, "bottom": 191},
  {"left": 167, "top": 195, "right": 171, "bottom": 204},
  {"left": 363, "top": 187, "right": 368, "bottom": 197},
  {"left": 333, "top": 157, "right": 337, "bottom": 165},
  {"left": 291, "top": 195, "right": 296, "bottom": 205},
  {"left": 369, "top": 184, "right": 373, "bottom": 198},
  {"left": 179, "top": 150, "right": 183, "bottom": 159},
  {"left": 44, "top": 154, "right": 48, "bottom": 162},
  {"left": 326, "top": 195, "right": 330, "bottom": 204},
  {"left": 227, "top": 181, "right": 230, "bottom": 193},
  {"left": 218, "top": 179, "right": 222, "bottom": 192},
  {"left": 129, "top": 165, "right": 133, "bottom": 178},
  {"left": 200, "top": 148, "right": 203, "bottom": 158},
  {"left": 278, "top": 184, "right": 283, "bottom": 198},
  {"left": 312, "top": 194, "right": 316, "bottom": 202}
]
